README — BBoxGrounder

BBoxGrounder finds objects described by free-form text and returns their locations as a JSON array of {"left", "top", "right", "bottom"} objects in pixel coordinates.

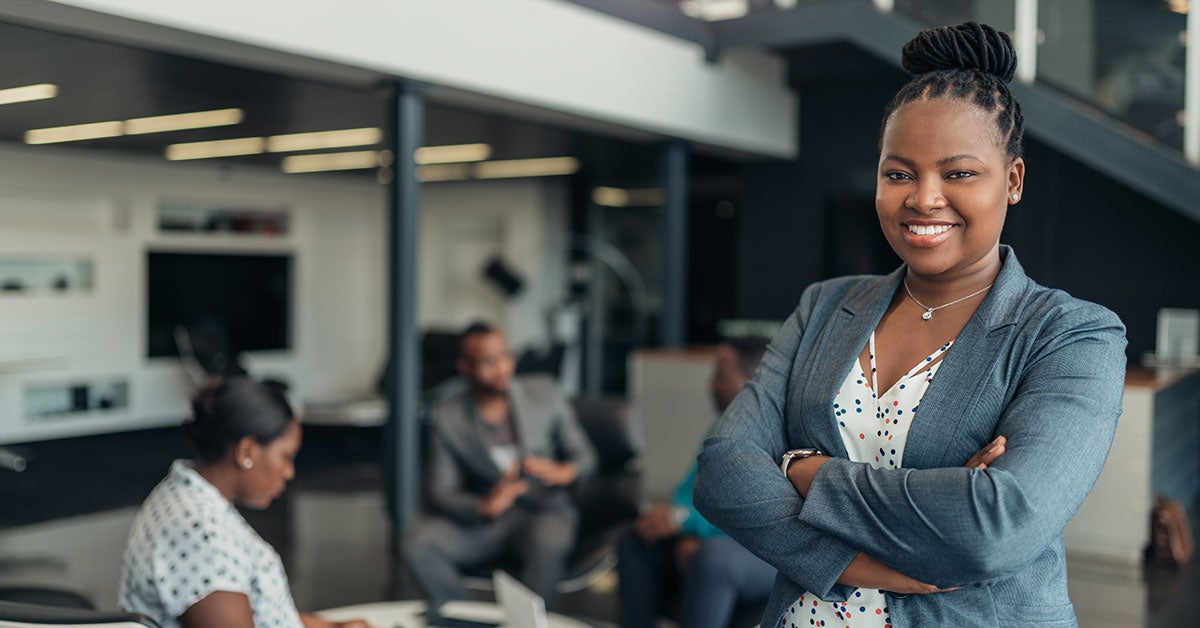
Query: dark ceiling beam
[
  {"left": 707, "top": 1, "right": 1200, "bottom": 224},
  {"left": 0, "top": 0, "right": 386, "bottom": 90}
]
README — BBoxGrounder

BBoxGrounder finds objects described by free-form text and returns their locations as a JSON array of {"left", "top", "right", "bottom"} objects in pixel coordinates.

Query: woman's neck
[
  {"left": 904, "top": 248, "right": 1003, "bottom": 305},
  {"left": 194, "top": 460, "right": 239, "bottom": 503}
]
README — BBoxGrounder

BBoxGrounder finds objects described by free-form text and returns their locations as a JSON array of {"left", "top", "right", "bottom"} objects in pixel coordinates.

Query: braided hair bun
[
  {"left": 882, "top": 21, "right": 1025, "bottom": 159},
  {"left": 901, "top": 22, "right": 1016, "bottom": 83}
]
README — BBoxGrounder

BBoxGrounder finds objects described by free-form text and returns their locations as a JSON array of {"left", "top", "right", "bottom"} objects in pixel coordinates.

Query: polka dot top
[
  {"left": 783, "top": 332, "right": 953, "bottom": 628},
  {"left": 118, "top": 460, "right": 303, "bottom": 628}
]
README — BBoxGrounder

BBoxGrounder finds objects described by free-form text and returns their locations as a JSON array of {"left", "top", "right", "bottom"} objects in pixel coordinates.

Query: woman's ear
[
  {"left": 1007, "top": 157, "right": 1025, "bottom": 203},
  {"left": 234, "top": 436, "right": 258, "bottom": 470}
]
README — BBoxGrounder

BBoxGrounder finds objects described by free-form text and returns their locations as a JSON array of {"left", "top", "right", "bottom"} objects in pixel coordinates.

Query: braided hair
[{"left": 882, "top": 22, "right": 1025, "bottom": 160}]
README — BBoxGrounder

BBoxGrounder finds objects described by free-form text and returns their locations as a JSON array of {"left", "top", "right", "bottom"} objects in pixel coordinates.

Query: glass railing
[
  {"left": 675, "top": 0, "right": 1197, "bottom": 164},
  {"left": 887, "top": 0, "right": 1194, "bottom": 161},
  {"left": 1038, "top": 0, "right": 1187, "bottom": 152}
]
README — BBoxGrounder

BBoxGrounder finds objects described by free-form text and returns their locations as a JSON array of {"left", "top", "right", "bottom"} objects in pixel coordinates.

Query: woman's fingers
[{"left": 965, "top": 435, "right": 1007, "bottom": 468}]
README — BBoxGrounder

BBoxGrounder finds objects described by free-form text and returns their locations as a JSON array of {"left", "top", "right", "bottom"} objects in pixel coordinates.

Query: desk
[{"left": 318, "top": 600, "right": 592, "bottom": 628}]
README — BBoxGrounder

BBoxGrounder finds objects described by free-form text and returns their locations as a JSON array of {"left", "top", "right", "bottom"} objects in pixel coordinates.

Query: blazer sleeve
[
  {"left": 694, "top": 284, "right": 860, "bottom": 601},
  {"left": 425, "top": 421, "right": 485, "bottom": 523},
  {"left": 554, "top": 392, "right": 598, "bottom": 481},
  {"left": 797, "top": 303, "right": 1127, "bottom": 586}
]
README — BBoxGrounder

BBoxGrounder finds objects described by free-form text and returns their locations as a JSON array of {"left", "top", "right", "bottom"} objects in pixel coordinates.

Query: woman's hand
[
  {"left": 964, "top": 436, "right": 1007, "bottom": 470},
  {"left": 838, "top": 552, "right": 959, "bottom": 595},
  {"left": 785, "top": 454, "right": 831, "bottom": 498}
]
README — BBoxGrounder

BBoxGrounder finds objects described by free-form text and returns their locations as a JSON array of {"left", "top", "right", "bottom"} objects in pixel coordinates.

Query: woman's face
[
  {"left": 876, "top": 97, "right": 1024, "bottom": 281},
  {"left": 238, "top": 420, "right": 300, "bottom": 510}
]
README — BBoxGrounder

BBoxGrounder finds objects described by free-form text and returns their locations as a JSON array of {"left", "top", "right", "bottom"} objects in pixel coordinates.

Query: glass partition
[{"left": 1039, "top": 0, "right": 1186, "bottom": 150}]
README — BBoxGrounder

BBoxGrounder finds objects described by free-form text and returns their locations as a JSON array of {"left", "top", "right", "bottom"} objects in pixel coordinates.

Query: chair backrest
[
  {"left": 0, "top": 601, "right": 160, "bottom": 628},
  {"left": 570, "top": 397, "right": 637, "bottom": 475}
]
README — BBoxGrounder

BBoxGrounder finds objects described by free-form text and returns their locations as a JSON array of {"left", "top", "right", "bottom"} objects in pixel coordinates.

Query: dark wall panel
[{"left": 736, "top": 65, "right": 1200, "bottom": 360}]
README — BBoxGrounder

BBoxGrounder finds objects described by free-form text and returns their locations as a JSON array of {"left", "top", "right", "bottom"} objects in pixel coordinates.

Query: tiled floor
[{"left": 2, "top": 430, "right": 1197, "bottom": 627}]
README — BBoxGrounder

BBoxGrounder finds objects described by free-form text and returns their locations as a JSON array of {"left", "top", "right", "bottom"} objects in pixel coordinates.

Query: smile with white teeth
[{"left": 905, "top": 224, "right": 953, "bottom": 236}]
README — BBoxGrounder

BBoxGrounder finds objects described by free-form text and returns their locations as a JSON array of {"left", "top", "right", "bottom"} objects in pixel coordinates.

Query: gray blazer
[
  {"left": 694, "top": 246, "right": 1127, "bottom": 628},
  {"left": 424, "top": 374, "right": 597, "bottom": 523}
]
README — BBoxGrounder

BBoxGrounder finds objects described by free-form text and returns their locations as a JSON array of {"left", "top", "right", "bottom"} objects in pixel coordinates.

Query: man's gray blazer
[
  {"left": 424, "top": 374, "right": 597, "bottom": 523},
  {"left": 695, "top": 246, "right": 1127, "bottom": 627}
]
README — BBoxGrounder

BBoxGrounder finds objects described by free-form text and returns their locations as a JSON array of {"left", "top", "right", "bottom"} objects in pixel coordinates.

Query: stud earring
[
  {"left": 242, "top": 459, "right": 253, "bottom": 469},
  {"left": 1011, "top": 194, "right": 1019, "bottom": 202}
]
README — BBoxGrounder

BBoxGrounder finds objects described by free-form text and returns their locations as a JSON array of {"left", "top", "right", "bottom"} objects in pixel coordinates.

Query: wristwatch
[{"left": 780, "top": 448, "right": 823, "bottom": 474}]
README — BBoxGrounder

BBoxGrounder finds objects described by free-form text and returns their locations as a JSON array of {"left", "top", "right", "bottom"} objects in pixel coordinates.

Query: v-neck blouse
[{"left": 782, "top": 332, "right": 953, "bottom": 628}]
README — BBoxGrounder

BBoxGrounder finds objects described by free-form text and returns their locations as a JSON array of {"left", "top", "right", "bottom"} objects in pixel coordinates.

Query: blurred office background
[{"left": 1, "top": 1, "right": 1198, "bottom": 627}]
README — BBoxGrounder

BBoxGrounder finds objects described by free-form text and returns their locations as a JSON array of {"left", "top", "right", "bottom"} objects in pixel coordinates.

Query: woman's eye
[
  {"left": 947, "top": 171, "right": 976, "bottom": 180},
  {"left": 884, "top": 172, "right": 911, "bottom": 181}
]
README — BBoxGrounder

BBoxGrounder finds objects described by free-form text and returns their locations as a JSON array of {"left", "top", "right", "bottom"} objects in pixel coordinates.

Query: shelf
[
  {"left": 24, "top": 377, "right": 129, "bottom": 421},
  {"left": 158, "top": 198, "right": 290, "bottom": 238},
  {"left": 0, "top": 256, "right": 93, "bottom": 296}
]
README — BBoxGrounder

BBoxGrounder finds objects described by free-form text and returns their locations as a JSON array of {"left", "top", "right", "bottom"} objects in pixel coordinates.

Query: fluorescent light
[
  {"left": 475, "top": 157, "right": 579, "bottom": 179},
  {"left": 591, "top": 186, "right": 664, "bottom": 207},
  {"left": 25, "top": 121, "right": 123, "bottom": 145},
  {"left": 266, "top": 127, "right": 382, "bottom": 153},
  {"left": 679, "top": 0, "right": 748, "bottom": 21},
  {"left": 281, "top": 150, "right": 384, "bottom": 173},
  {"left": 417, "top": 164, "right": 472, "bottom": 182},
  {"left": 415, "top": 143, "right": 492, "bottom": 165},
  {"left": 124, "top": 108, "right": 243, "bottom": 135},
  {"left": 0, "top": 83, "right": 57, "bottom": 106},
  {"left": 166, "top": 137, "right": 265, "bottom": 160}
]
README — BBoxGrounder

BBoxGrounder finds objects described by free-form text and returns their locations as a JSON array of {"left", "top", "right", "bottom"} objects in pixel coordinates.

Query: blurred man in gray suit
[{"left": 401, "top": 322, "right": 596, "bottom": 608}]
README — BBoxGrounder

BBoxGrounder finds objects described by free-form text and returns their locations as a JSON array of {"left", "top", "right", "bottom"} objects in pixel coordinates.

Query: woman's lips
[{"left": 902, "top": 223, "right": 956, "bottom": 247}]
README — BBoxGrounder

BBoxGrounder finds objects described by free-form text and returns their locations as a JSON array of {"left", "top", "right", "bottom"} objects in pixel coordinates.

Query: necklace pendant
[{"left": 922, "top": 309, "right": 933, "bottom": 321}]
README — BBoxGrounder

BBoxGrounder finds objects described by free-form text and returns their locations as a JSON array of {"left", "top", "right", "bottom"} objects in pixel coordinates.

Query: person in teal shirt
[{"left": 617, "top": 337, "right": 777, "bottom": 628}]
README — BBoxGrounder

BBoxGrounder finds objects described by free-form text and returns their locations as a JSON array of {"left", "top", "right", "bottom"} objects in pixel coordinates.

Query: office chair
[{"left": 0, "top": 601, "right": 159, "bottom": 627}]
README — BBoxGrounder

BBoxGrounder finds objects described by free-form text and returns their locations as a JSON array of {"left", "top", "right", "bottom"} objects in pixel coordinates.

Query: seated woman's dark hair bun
[
  {"left": 901, "top": 22, "right": 1016, "bottom": 83},
  {"left": 184, "top": 376, "right": 295, "bottom": 462}
]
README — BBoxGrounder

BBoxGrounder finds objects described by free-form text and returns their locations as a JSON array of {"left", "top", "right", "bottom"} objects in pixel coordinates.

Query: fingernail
[{"left": 976, "top": 463, "right": 986, "bottom": 470}]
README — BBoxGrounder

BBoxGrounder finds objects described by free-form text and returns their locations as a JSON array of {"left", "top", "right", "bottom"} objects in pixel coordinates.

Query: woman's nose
[{"left": 907, "top": 182, "right": 948, "bottom": 212}]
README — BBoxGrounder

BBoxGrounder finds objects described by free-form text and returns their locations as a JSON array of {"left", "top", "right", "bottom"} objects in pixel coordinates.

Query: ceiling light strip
[
  {"left": 166, "top": 137, "right": 265, "bottom": 160},
  {"left": 0, "top": 83, "right": 58, "bottom": 106},
  {"left": 474, "top": 157, "right": 580, "bottom": 179},
  {"left": 281, "top": 150, "right": 384, "bottom": 173},
  {"left": 124, "top": 108, "right": 244, "bottom": 135},
  {"left": 25, "top": 121, "right": 123, "bottom": 145},
  {"left": 267, "top": 127, "right": 382, "bottom": 153},
  {"left": 414, "top": 143, "right": 492, "bottom": 165}
]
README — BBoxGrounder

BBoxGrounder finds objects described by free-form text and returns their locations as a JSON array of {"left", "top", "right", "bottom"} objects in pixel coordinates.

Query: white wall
[
  {"left": 419, "top": 180, "right": 569, "bottom": 351},
  {"left": 0, "top": 144, "right": 569, "bottom": 444},
  {"left": 43, "top": 0, "right": 797, "bottom": 158}
]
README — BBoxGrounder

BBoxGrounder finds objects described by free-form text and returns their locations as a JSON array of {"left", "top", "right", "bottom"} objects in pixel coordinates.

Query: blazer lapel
[
  {"left": 902, "top": 246, "right": 1030, "bottom": 469},
  {"left": 792, "top": 268, "right": 903, "bottom": 459},
  {"left": 441, "top": 395, "right": 503, "bottom": 481}
]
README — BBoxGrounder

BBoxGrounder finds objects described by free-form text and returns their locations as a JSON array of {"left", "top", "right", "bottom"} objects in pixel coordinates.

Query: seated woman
[{"left": 118, "top": 376, "right": 370, "bottom": 628}]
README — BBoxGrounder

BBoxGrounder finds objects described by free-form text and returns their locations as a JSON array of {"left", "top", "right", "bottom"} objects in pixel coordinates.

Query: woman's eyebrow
[
  {"left": 882, "top": 154, "right": 915, "bottom": 167},
  {"left": 937, "top": 153, "right": 982, "bottom": 166}
]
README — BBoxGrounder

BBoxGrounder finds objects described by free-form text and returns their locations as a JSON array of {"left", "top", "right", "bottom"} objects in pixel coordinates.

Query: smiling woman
[
  {"left": 693, "top": 22, "right": 1129, "bottom": 628},
  {"left": 117, "top": 377, "right": 372, "bottom": 628}
]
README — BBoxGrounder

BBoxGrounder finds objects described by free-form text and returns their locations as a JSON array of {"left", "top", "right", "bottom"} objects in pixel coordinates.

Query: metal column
[
  {"left": 385, "top": 80, "right": 423, "bottom": 547},
  {"left": 660, "top": 141, "right": 689, "bottom": 347},
  {"left": 1186, "top": 5, "right": 1198, "bottom": 165}
]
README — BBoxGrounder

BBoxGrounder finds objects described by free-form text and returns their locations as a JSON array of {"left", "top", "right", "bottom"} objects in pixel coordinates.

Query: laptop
[
  {"left": 493, "top": 569, "right": 549, "bottom": 628},
  {"left": 421, "top": 570, "right": 548, "bottom": 628}
]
